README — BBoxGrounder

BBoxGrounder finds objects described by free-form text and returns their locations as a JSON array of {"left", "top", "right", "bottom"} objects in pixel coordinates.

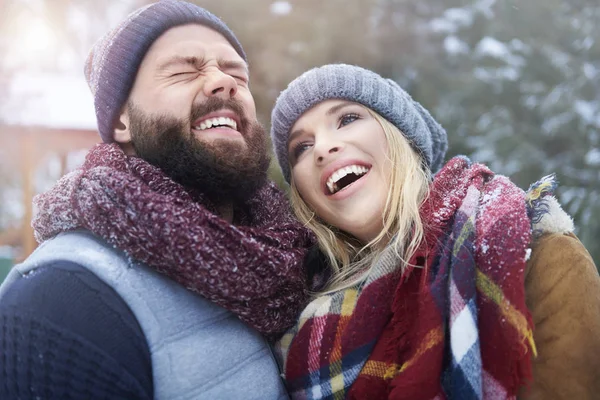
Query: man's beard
[{"left": 128, "top": 98, "right": 270, "bottom": 204}]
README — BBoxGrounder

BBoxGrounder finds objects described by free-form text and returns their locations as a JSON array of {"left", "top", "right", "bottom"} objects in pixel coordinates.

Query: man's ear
[{"left": 114, "top": 108, "right": 132, "bottom": 144}]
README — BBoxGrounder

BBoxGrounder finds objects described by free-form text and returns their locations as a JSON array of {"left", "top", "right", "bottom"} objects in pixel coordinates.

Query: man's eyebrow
[
  {"left": 326, "top": 101, "right": 356, "bottom": 117},
  {"left": 218, "top": 58, "right": 249, "bottom": 76},
  {"left": 157, "top": 56, "right": 200, "bottom": 71}
]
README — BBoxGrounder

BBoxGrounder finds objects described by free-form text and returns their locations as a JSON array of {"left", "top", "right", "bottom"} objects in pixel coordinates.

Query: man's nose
[{"left": 203, "top": 70, "right": 238, "bottom": 99}]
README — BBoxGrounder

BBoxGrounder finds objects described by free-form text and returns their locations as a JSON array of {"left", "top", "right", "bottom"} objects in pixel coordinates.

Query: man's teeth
[
  {"left": 326, "top": 165, "right": 369, "bottom": 194},
  {"left": 193, "top": 117, "right": 237, "bottom": 131}
]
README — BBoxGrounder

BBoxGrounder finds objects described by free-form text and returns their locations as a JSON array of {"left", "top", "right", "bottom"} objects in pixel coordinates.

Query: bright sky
[
  {"left": 1, "top": 0, "right": 292, "bottom": 130},
  {"left": 4, "top": 73, "right": 97, "bottom": 129},
  {"left": 0, "top": 0, "right": 138, "bottom": 129}
]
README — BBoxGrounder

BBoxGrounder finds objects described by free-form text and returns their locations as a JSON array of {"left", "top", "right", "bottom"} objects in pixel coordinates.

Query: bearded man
[{"left": 0, "top": 1, "right": 312, "bottom": 399}]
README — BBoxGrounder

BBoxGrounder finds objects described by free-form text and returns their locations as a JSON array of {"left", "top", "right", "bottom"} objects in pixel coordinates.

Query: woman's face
[{"left": 288, "top": 100, "right": 391, "bottom": 244}]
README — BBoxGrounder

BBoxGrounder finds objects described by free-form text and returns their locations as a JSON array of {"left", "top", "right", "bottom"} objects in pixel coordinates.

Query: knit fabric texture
[
  {"left": 277, "top": 157, "right": 539, "bottom": 399},
  {"left": 270, "top": 64, "right": 448, "bottom": 182},
  {"left": 0, "top": 263, "right": 152, "bottom": 399},
  {"left": 84, "top": 0, "right": 246, "bottom": 143},
  {"left": 32, "top": 143, "right": 314, "bottom": 339}
]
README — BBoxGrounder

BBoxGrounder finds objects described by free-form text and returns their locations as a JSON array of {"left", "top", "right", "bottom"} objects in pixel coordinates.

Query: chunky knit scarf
[
  {"left": 33, "top": 143, "right": 314, "bottom": 339},
  {"left": 277, "top": 156, "right": 540, "bottom": 399}
]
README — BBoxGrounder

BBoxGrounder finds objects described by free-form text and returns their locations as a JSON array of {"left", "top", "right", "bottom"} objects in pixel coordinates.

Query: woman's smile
[
  {"left": 321, "top": 160, "right": 372, "bottom": 196},
  {"left": 289, "top": 99, "right": 390, "bottom": 244}
]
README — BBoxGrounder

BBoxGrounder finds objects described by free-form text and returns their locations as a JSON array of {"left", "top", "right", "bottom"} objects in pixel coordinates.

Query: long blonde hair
[{"left": 289, "top": 109, "right": 431, "bottom": 295}]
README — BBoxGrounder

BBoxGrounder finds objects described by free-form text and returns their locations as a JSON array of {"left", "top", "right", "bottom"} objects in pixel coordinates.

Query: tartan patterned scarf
[{"left": 277, "top": 156, "right": 538, "bottom": 399}]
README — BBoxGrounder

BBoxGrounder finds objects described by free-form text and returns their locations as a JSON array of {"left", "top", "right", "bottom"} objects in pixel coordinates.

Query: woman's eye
[
  {"left": 292, "top": 142, "right": 311, "bottom": 160},
  {"left": 338, "top": 113, "right": 360, "bottom": 128}
]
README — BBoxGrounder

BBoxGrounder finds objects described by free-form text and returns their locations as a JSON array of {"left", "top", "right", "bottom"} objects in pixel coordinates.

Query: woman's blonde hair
[{"left": 289, "top": 109, "right": 431, "bottom": 295}]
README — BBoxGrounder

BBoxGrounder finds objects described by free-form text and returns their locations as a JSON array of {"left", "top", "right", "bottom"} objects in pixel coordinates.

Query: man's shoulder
[
  {"left": 0, "top": 260, "right": 154, "bottom": 399},
  {"left": 17, "top": 230, "right": 129, "bottom": 278},
  {"left": 1, "top": 259, "right": 141, "bottom": 333}
]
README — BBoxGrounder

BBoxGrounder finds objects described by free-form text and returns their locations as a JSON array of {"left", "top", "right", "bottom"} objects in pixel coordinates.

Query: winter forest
[{"left": 0, "top": 0, "right": 598, "bottom": 266}]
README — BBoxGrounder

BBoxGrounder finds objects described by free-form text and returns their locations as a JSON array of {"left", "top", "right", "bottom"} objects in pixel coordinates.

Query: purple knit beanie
[
  {"left": 84, "top": 0, "right": 246, "bottom": 143},
  {"left": 271, "top": 64, "right": 448, "bottom": 183}
]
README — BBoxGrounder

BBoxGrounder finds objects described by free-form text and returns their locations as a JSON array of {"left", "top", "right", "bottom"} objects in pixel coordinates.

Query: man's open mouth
[{"left": 193, "top": 116, "right": 238, "bottom": 131}]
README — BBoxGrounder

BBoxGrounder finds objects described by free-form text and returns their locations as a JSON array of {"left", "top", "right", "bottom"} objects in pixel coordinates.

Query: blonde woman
[{"left": 270, "top": 64, "right": 600, "bottom": 400}]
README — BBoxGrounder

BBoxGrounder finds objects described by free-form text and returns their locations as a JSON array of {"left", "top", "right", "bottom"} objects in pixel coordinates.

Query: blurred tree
[
  {"left": 393, "top": 0, "right": 600, "bottom": 263},
  {"left": 194, "top": 0, "right": 599, "bottom": 263},
  {"left": 0, "top": 0, "right": 146, "bottom": 236},
  {"left": 2, "top": 0, "right": 597, "bottom": 264}
]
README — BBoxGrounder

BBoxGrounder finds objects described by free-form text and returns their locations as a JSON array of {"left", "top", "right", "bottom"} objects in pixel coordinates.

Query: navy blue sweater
[{"left": 0, "top": 261, "right": 153, "bottom": 399}]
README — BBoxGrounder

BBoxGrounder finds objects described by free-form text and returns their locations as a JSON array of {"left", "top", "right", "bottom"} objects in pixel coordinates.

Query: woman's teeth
[
  {"left": 194, "top": 117, "right": 237, "bottom": 131},
  {"left": 326, "top": 165, "right": 369, "bottom": 194}
]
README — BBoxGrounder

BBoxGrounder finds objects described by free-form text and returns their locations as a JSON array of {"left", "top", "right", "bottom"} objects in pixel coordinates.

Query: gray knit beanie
[
  {"left": 270, "top": 64, "right": 448, "bottom": 182},
  {"left": 84, "top": 0, "right": 246, "bottom": 143}
]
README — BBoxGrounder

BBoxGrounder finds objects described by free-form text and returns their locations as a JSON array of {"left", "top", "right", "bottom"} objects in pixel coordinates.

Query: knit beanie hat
[
  {"left": 270, "top": 64, "right": 448, "bottom": 183},
  {"left": 84, "top": 0, "right": 246, "bottom": 143}
]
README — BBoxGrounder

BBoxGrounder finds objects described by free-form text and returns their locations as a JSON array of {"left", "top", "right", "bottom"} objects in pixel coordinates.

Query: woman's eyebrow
[
  {"left": 288, "top": 128, "right": 306, "bottom": 146},
  {"left": 288, "top": 102, "right": 357, "bottom": 146},
  {"left": 326, "top": 101, "right": 356, "bottom": 116}
]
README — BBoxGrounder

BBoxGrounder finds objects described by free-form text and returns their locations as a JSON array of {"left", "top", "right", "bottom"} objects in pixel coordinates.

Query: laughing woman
[{"left": 270, "top": 64, "right": 600, "bottom": 400}]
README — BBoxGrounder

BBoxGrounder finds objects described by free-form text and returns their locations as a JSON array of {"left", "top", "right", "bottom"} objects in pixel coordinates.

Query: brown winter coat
[{"left": 519, "top": 233, "right": 600, "bottom": 399}]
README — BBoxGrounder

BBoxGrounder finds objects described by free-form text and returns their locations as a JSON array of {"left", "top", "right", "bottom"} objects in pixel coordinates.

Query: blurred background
[{"left": 0, "top": 0, "right": 598, "bottom": 278}]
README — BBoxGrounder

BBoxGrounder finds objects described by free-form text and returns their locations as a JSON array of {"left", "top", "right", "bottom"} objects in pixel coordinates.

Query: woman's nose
[{"left": 314, "top": 139, "right": 343, "bottom": 164}]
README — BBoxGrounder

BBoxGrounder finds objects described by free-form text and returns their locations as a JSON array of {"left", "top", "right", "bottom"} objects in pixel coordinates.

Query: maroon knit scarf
[{"left": 33, "top": 143, "right": 314, "bottom": 339}]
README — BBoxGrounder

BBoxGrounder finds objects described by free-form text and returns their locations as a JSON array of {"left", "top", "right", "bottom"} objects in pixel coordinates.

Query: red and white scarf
[{"left": 277, "top": 157, "right": 538, "bottom": 399}]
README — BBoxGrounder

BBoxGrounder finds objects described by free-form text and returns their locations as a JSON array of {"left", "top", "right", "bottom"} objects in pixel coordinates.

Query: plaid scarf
[
  {"left": 33, "top": 143, "right": 314, "bottom": 339},
  {"left": 277, "top": 156, "right": 538, "bottom": 399}
]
